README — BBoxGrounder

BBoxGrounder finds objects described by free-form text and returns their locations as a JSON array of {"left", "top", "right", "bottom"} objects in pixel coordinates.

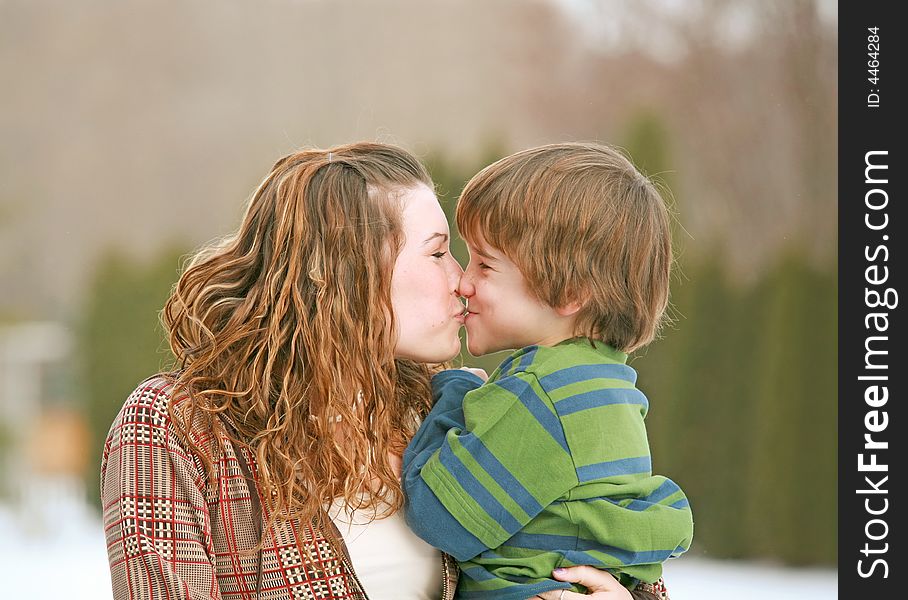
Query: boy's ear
[
  {"left": 554, "top": 297, "right": 586, "bottom": 317},
  {"left": 554, "top": 287, "right": 589, "bottom": 317}
]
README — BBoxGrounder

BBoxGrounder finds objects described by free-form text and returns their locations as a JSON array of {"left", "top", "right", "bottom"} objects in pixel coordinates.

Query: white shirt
[{"left": 329, "top": 497, "right": 442, "bottom": 599}]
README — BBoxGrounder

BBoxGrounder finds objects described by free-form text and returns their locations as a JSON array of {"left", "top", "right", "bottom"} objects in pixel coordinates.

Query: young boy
[{"left": 402, "top": 142, "right": 694, "bottom": 599}]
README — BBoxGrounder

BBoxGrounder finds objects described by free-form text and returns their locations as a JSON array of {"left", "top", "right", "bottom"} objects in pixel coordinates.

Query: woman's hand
[
  {"left": 459, "top": 367, "right": 489, "bottom": 381},
  {"left": 533, "top": 567, "right": 633, "bottom": 600}
]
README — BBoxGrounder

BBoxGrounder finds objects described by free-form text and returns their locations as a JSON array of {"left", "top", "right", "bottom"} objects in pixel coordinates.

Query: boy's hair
[{"left": 456, "top": 142, "right": 672, "bottom": 353}]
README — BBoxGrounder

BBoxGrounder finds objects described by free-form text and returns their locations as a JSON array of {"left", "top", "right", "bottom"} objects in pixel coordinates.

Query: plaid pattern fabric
[
  {"left": 633, "top": 578, "right": 670, "bottom": 600},
  {"left": 102, "top": 376, "right": 442, "bottom": 600}
]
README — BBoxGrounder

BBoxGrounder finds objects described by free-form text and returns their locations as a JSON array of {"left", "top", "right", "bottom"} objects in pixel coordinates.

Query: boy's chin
[
  {"left": 465, "top": 325, "right": 519, "bottom": 356},
  {"left": 465, "top": 336, "right": 491, "bottom": 357},
  {"left": 465, "top": 342, "right": 486, "bottom": 357},
  {"left": 466, "top": 336, "right": 507, "bottom": 357}
]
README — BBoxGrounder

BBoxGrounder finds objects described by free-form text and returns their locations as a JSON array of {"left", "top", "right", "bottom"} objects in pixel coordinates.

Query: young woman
[{"left": 101, "top": 142, "right": 660, "bottom": 599}]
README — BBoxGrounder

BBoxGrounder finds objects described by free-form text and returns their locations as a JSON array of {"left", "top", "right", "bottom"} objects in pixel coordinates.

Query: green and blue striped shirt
[{"left": 403, "top": 338, "right": 693, "bottom": 599}]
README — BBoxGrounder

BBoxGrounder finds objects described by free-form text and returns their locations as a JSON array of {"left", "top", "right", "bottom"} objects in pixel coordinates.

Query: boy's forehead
[{"left": 464, "top": 234, "right": 498, "bottom": 258}]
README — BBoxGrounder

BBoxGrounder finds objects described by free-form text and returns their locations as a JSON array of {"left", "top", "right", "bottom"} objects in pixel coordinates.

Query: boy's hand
[
  {"left": 533, "top": 567, "right": 632, "bottom": 600},
  {"left": 459, "top": 367, "right": 488, "bottom": 381}
]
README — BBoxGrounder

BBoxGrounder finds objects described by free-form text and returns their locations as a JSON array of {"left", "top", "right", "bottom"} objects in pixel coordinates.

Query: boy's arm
[
  {"left": 557, "top": 386, "right": 692, "bottom": 582},
  {"left": 403, "top": 370, "right": 489, "bottom": 560},
  {"left": 403, "top": 370, "right": 578, "bottom": 561},
  {"left": 404, "top": 370, "right": 483, "bottom": 463},
  {"left": 557, "top": 386, "right": 693, "bottom": 581},
  {"left": 567, "top": 475, "right": 693, "bottom": 582}
]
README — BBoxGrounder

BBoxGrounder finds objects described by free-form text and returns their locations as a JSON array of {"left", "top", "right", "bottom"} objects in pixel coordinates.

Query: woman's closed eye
[{"left": 432, "top": 251, "right": 448, "bottom": 259}]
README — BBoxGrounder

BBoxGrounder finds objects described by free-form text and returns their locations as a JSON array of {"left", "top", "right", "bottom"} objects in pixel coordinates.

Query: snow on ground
[
  {"left": 664, "top": 555, "right": 837, "bottom": 599},
  {"left": 2, "top": 502, "right": 836, "bottom": 599},
  {"left": 1, "top": 501, "right": 113, "bottom": 599}
]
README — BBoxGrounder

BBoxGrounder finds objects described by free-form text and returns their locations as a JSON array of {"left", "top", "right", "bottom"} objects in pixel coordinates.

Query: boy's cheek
[
  {"left": 464, "top": 320, "right": 485, "bottom": 352},
  {"left": 464, "top": 313, "right": 482, "bottom": 334}
]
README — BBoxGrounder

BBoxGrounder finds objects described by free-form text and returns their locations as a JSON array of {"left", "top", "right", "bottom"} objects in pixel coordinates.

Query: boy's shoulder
[{"left": 492, "top": 338, "right": 638, "bottom": 391}]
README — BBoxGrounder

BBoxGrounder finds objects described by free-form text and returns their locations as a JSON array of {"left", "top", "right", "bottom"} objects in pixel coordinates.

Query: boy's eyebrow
[
  {"left": 421, "top": 232, "right": 449, "bottom": 246},
  {"left": 474, "top": 247, "right": 497, "bottom": 260}
]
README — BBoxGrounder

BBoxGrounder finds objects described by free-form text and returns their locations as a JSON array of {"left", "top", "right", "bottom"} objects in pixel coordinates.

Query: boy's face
[{"left": 458, "top": 236, "right": 576, "bottom": 356}]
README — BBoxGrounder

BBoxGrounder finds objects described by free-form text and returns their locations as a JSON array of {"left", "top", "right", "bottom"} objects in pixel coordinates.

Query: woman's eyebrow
[{"left": 421, "top": 232, "right": 449, "bottom": 246}]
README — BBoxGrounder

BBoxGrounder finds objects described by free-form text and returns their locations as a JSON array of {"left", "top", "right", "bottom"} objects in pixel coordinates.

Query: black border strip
[{"left": 839, "top": 1, "right": 905, "bottom": 594}]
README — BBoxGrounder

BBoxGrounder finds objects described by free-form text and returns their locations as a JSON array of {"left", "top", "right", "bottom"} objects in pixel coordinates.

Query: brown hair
[
  {"left": 456, "top": 141, "right": 672, "bottom": 353},
  {"left": 163, "top": 142, "right": 435, "bottom": 531}
]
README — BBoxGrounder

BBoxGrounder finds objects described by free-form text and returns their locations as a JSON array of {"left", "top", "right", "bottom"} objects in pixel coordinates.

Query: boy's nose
[{"left": 457, "top": 272, "right": 475, "bottom": 297}]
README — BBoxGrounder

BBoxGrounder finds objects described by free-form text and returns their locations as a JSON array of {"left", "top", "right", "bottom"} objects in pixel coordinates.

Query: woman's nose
[
  {"left": 449, "top": 254, "right": 464, "bottom": 276},
  {"left": 447, "top": 255, "right": 464, "bottom": 289}
]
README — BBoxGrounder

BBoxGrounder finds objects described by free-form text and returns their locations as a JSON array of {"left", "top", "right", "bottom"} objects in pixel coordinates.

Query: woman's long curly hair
[{"left": 163, "top": 142, "right": 436, "bottom": 530}]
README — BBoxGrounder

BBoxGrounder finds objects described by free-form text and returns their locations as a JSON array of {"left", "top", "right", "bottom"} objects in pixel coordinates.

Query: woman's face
[{"left": 391, "top": 184, "right": 465, "bottom": 363}]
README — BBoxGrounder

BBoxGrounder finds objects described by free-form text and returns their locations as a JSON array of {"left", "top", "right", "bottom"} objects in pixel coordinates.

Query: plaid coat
[{"left": 101, "top": 376, "right": 458, "bottom": 600}]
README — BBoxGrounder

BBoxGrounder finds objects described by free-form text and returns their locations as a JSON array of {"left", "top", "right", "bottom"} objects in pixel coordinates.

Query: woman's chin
[
  {"left": 398, "top": 340, "right": 462, "bottom": 364},
  {"left": 441, "top": 338, "right": 463, "bottom": 362}
]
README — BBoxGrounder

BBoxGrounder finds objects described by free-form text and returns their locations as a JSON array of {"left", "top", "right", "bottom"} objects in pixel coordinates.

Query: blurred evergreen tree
[
  {"left": 80, "top": 247, "right": 185, "bottom": 508},
  {"left": 643, "top": 248, "right": 836, "bottom": 564},
  {"left": 621, "top": 110, "right": 679, "bottom": 218},
  {"left": 621, "top": 111, "right": 673, "bottom": 185},
  {"left": 0, "top": 421, "right": 12, "bottom": 498},
  {"left": 743, "top": 249, "right": 837, "bottom": 563},
  {"left": 639, "top": 254, "right": 763, "bottom": 558}
]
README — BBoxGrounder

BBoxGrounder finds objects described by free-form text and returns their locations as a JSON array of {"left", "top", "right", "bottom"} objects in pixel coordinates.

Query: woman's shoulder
[
  {"left": 117, "top": 373, "right": 183, "bottom": 423},
  {"left": 104, "top": 373, "right": 218, "bottom": 476},
  {"left": 108, "top": 373, "right": 208, "bottom": 446}
]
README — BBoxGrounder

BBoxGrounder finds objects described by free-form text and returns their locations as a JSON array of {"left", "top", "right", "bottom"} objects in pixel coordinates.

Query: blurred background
[{"left": 1, "top": 0, "right": 837, "bottom": 597}]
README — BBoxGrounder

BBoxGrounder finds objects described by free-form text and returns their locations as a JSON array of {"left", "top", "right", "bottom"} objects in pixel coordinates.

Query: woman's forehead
[{"left": 400, "top": 185, "right": 448, "bottom": 229}]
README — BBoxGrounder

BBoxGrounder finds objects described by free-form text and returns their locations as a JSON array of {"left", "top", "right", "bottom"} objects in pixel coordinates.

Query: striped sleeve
[
  {"left": 417, "top": 371, "right": 578, "bottom": 555},
  {"left": 403, "top": 370, "right": 490, "bottom": 560}
]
